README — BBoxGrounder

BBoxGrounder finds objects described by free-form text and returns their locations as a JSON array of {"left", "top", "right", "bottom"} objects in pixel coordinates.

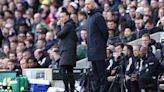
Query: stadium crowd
[{"left": 0, "top": 0, "right": 163, "bottom": 92}]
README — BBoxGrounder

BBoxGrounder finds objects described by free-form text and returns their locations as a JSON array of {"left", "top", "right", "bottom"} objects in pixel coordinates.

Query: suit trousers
[
  {"left": 60, "top": 65, "right": 75, "bottom": 92},
  {"left": 91, "top": 60, "right": 107, "bottom": 92}
]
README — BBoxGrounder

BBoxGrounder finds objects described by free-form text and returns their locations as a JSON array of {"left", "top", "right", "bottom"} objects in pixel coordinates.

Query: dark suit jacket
[
  {"left": 87, "top": 9, "right": 108, "bottom": 61},
  {"left": 56, "top": 19, "right": 77, "bottom": 66}
]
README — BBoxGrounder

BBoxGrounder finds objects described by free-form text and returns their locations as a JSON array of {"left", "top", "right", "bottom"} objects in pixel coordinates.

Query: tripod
[
  {"left": 108, "top": 61, "right": 127, "bottom": 92},
  {"left": 77, "top": 65, "right": 93, "bottom": 92}
]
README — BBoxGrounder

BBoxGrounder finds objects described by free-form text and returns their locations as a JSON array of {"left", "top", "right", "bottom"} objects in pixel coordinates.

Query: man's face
[
  {"left": 20, "top": 59, "right": 28, "bottom": 69},
  {"left": 141, "top": 36, "right": 150, "bottom": 47},
  {"left": 8, "top": 62, "right": 15, "bottom": 70},
  {"left": 85, "top": 0, "right": 94, "bottom": 11}
]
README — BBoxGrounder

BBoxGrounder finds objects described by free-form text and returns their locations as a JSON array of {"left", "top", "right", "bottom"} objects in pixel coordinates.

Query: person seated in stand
[
  {"left": 48, "top": 45, "right": 60, "bottom": 69},
  {"left": 28, "top": 57, "right": 40, "bottom": 68}
]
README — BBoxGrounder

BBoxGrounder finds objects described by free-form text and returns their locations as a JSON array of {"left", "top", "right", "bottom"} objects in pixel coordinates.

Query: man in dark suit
[
  {"left": 56, "top": 7, "right": 78, "bottom": 92},
  {"left": 85, "top": 0, "right": 108, "bottom": 92}
]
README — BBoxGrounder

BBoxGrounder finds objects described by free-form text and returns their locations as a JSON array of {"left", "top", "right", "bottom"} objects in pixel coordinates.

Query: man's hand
[{"left": 107, "top": 76, "right": 116, "bottom": 82}]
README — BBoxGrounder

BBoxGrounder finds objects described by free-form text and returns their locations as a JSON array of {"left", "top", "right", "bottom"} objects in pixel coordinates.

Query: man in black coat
[
  {"left": 85, "top": 0, "right": 108, "bottom": 92},
  {"left": 56, "top": 7, "right": 78, "bottom": 92}
]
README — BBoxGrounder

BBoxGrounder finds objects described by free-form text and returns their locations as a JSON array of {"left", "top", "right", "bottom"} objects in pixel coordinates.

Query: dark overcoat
[
  {"left": 56, "top": 19, "right": 77, "bottom": 66},
  {"left": 87, "top": 9, "right": 108, "bottom": 61}
]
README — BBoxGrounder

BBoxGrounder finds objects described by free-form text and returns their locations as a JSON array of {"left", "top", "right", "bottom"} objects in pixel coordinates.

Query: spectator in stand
[
  {"left": 45, "top": 31, "right": 58, "bottom": 51},
  {"left": 123, "top": 27, "right": 136, "bottom": 42},
  {"left": 48, "top": 45, "right": 60, "bottom": 69},
  {"left": 28, "top": 57, "right": 40, "bottom": 68},
  {"left": 20, "top": 58, "right": 28, "bottom": 74},
  {"left": 1, "top": 58, "right": 9, "bottom": 70},
  {"left": 34, "top": 49, "right": 51, "bottom": 68},
  {"left": 8, "top": 60, "right": 17, "bottom": 71}
]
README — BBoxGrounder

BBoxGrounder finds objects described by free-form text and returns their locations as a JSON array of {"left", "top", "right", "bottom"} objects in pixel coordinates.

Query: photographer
[
  {"left": 123, "top": 44, "right": 136, "bottom": 92},
  {"left": 105, "top": 43, "right": 124, "bottom": 92}
]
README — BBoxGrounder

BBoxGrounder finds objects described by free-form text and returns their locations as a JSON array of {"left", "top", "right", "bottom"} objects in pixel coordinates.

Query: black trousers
[
  {"left": 91, "top": 60, "right": 107, "bottom": 92},
  {"left": 60, "top": 65, "right": 75, "bottom": 92}
]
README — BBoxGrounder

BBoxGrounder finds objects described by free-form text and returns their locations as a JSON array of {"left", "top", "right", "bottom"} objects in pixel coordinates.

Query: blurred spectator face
[
  {"left": 158, "top": 7, "right": 164, "bottom": 18},
  {"left": 63, "top": 0, "right": 71, "bottom": 7},
  {"left": 25, "top": 9, "right": 33, "bottom": 19},
  {"left": 0, "top": 0, "right": 7, "bottom": 5},
  {"left": 158, "top": 0, "right": 164, "bottom": 8},
  {"left": 123, "top": 46, "right": 130, "bottom": 56},
  {"left": 140, "top": 0, "right": 149, "bottom": 7},
  {"left": 150, "top": 0, "right": 158, "bottom": 9},
  {"left": 26, "top": 32, "right": 34, "bottom": 41},
  {"left": 37, "top": 33, "right": 46, "bottom": 40},
  {"left": 20, "top": 58, "right": 28, "bottom": 69},
  {"left": 14, "top": 10, "right": 22, "bottom": 19},
  {"left": 107, "top": 21, "right": 116, "bottom": 30},
  {"left": 8, "top": 61, "right": 15, "bottom": 71},
  {"left": 68, "top": 4, "right": 76, "bottom": 14},
  {"left": 79, "top": 0, "right": 85, "bottom": 8},
  {"left": 36, "top": 24, "right": 44, "bottom": 33},
  {"left": 16, "top": 3, "right": 24, "bottom": 11},
  {"left": 34, "top": 49, "right": 42, "bottom": 60},
  {"left": 139, "top": 46, "right": 148, "bottom": 58},
  {"left": 0, "top": 18, "right": 4, "bottom": 27},
  {"left": 2, "top": 5, "right": 8, "bottom": 12},
  {"left": 18, "top": 33, "right": 26, "bottom": 42},
  {"left": 106, "top": 11, "right": 114, "bottom": 20},
  {"left": 10, "top": 42, "right": 17, "bottom": 51},
  {"left": 78, "top": 13, "right": 86, "bottom": 22},
  {"left": 22, "top": 51, "right": 31, "bottom": 60},
  {"left": 135, "top": 19, "right": 143, "bottom": 29},
  {"left": 6, "top": 18, "right": 15, "bottom": 26},
  {"left": 129, "top": 7, "right": 136, "bottom": 18},
  {"left": 104, "top": 3, "right": 110, "bottom": 12},
  {"left": 36, "top": 40, "right": 45, "bottom": 49},
  {"left": 17, "top": 52, "right": 22, "bottom": 61},
  {"left": 28, "top": 58, "right": 38, "bottom": 68},
  {"left": 2, "top": 28, "right": 9, "bottom": 38},
  {"left": 133, "top": 45, "right": 140, "bottom": 57},
  {"left": 2, "top": 44, "right": 10, "bottom": 55},
  {"left": 143, "top": 15, "right": 150, "bottom": 22},
  {"left": 144, "top": 7, "right": 152, "bottom": 16},
  {"left": 9, "top": 53, "right": 16, "bottom": 61},
  {"left": 115, "top": 45, "right": 123, "bottom": 53},
  {"left": 19, "top": 25, "right": 28, "bottom": 33},
  {"left": 34, "top": 13, "right": 42, "bottom": 23},
  {"left": 124, "top": 28, "right": 132, "bottom": 37},
  {"left": 80, "top": 29, "right": 87, "bottom": 41},
  {"left": 70, "top": 14, "right": 78, "bottom": 23},
  {"left": 17, "top": 42, "right": 26, "bottom": 51},
  {"left": 141, "top": 36, "right": 151, "bottom": 47},
  {"left": 1, "top": 58, "right": 9, "bottom": 70},
  {"left": 46, "top": 32, "right": 54, "bottom": 41},
  {"left": 9, "top": 2, "right": 16, "bottom": 11},
  {"left": 85, "top": 0, "right": 95, "bottom": 11},
  {"left": 144, "top": 22, "right": 153, "bottom": 30}
]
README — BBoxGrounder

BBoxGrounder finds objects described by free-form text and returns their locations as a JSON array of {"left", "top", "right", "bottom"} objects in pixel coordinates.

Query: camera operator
[
  {"left": 138, "top": 46, "right": 161, "bottom": 92},
  {"left": 122, "top": 44, "right": 136, "bottom": 92},
  {"left": 105, "top": 43, "right": 124, "bottom": 92}
]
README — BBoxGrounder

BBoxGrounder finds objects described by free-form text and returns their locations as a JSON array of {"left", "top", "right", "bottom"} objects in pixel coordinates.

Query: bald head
[{"left": 85, "top": 0, "right": 96, "bottom": 11}]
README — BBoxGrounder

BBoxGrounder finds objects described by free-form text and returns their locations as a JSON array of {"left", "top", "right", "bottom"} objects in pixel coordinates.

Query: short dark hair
[{"left": 61, "top": 7, "right": 70, "bottom": 16}]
